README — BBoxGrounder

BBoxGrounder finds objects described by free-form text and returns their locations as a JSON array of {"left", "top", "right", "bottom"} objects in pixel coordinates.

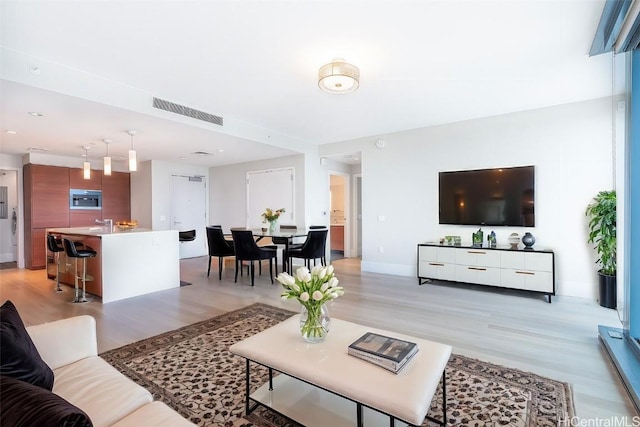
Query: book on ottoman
[{"left": 348, "top": 332, "right": 418, "bottom": 373}]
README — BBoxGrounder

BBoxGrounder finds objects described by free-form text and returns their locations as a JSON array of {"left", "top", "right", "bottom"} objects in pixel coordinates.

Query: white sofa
[{"left": 26, "top": 315, "right": 196, "bottom": 427}]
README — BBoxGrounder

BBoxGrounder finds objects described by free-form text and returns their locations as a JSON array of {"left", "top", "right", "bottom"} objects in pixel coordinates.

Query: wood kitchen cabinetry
[
  {"left": 330, "top": 225, "right": 344, "bottom": 251},
  {"left": 69, "top": 167, "right": 102, "bottom": 190},
  {"left": 102, "top": 171, "right": 131, "bottom": 222},
  {"left": 24, "top": 164, "right": 131, "bottom": 269},
  {"left": 24, "top": 164, "right": 70, "bottom": 269}
]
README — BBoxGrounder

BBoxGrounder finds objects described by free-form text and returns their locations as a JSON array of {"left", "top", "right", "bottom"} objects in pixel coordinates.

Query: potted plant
[{"left": 585, "top": 190, "right": 617, "bottom": 309}]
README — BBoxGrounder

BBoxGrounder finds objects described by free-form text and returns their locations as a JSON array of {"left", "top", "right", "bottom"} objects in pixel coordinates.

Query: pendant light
[
  {"left": 83, "top": 146, "right": 91, "bottom": 179},
  {"left": 127, "top": 130, "right": 137, "bottom": 172},
  {"left": 103, "top": 139, "right": 112, "bottom": 176}
]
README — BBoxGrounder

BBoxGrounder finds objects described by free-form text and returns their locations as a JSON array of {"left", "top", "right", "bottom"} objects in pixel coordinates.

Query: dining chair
[
  {"left": 206, "top": 226, "right": 235, "bottom": 280},
  {"left": 231, "top": 229, "right": 278, "bottom": 286},
  {"left": 288, "top": 229, "right": 328, "bottom": 270}
]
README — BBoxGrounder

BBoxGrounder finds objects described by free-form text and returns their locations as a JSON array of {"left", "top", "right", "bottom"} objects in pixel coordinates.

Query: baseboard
[{"left": 360, "top": 261, "right": 414, "bottom": 277}]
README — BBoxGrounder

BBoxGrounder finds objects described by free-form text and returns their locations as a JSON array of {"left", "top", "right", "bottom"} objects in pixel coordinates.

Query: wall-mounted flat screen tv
[{"left": 439, "top": 166, "right": 535, "bottom": 227}]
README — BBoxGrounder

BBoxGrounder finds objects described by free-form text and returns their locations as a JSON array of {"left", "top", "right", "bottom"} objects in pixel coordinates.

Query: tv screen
[{"left": 439, "top": 166, "right": 535, "bottom": 227}]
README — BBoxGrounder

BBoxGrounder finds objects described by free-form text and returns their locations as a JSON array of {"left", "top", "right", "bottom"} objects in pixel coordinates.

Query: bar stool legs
[
  {"left": 71, "top": 257, "right": 91, "bottom": 303},
  {"left": 53, "top": 252, "right": 63, "bottom": 293}
]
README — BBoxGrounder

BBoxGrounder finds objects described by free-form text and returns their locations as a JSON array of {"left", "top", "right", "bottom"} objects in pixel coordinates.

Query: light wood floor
[{"left": 1, "top": 256, "right": 637, "bottom": 422}]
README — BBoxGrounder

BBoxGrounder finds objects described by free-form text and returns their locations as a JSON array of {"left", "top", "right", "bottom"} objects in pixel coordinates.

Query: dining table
[{"left": 252, "top": 228, "right": 309, "bottom": 274}]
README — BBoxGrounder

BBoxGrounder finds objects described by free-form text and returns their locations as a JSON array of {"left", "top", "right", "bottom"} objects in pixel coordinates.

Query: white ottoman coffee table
[{"left": 230, "top": 315, "right": 452, "bottom": 427}]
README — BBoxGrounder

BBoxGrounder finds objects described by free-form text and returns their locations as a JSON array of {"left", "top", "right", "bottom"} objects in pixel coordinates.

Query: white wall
[
  {"left": 209, "top": 154, "right": 309, "bottom": 230},
  {"left": 131, "top": 160, "right": 209, "bottom": 231},
  {"left": 320, "top": 97, "right": 614, "bottom": 299}
]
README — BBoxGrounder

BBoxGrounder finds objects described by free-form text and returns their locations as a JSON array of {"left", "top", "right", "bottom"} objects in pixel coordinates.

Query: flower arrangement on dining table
[
  {"left": 277, "top": 265, "right": 344, "bottom": 341},
  {"left": 261, "top": 208, "right": 285, "bottom": 223}
]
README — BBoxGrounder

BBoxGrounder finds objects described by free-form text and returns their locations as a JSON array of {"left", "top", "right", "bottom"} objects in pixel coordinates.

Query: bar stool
[
  {"left": 46, "top": 234, "right": 64, "bottom": 293},
  {"left": 62, "top": 238, "right": 96, "bottom": 303}
]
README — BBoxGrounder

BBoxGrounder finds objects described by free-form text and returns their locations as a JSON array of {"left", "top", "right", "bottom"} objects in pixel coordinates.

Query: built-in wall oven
[{"left": 69, "top": 189, "right": 102, "bottom": 210}]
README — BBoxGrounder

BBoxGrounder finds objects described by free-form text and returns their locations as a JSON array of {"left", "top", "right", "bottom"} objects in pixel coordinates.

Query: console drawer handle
[
  {"left": 468, "top": 251, "right": 486, "bottom": 254},
  {"left": 516, "top": 271, "right": 535, "bottom": 275},
  {"left": 468, "top": 267, "right": 487, "bottom": 271},
  {"left": 429, "top": 262, "right": 444, "bottom": 266}
]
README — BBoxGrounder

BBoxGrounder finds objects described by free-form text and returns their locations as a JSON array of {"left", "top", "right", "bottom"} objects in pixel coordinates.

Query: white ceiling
[{"left": 0, "top": 0, "right": 612, "bottom": 168}]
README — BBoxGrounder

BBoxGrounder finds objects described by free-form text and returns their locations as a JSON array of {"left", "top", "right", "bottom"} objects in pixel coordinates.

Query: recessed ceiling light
[
  {"left": 192, "top": 151, "right": 212, "bottom": 156},
  {"left": 27, "top": 147, "right": 52, "bottom": 152},
  {"left": 29, "top": 66, "right": 41, "bottom": 75},
  {"left": 217, "top": 149, "right": 224, "bottom": 153},
  {"left": 28, "top": 112, "right": 43, "bottom": 117},
  {"left": 179, "top": 156, "right": 187, "bottom": 160},
  {"left": 4, "top": 130, "right": 17, "bottom": 134}
]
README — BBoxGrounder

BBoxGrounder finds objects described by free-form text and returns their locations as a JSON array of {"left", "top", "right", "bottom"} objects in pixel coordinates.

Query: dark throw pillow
[
  {"left": 0, "top": 300, "right": 54, "bottom": 390},
  {"left": 0, "top": 376, "right": 93, "bottom": 427}
]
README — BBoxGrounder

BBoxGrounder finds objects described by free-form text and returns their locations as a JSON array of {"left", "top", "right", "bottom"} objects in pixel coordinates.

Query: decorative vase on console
[
  {"left": 268, "top": 219, "right": 278, "bottom": 234},
  {"left": 276, "top": 265, "right": 344, "bottom": 343},
  {"left": 472, "top": 228, "right": 484, "bottom": 247},
  {"left": 522, "top": 232, "right": 535, "bottom": 249}
]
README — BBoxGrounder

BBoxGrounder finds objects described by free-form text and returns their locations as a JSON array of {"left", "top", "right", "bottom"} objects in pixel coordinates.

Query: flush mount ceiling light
[
  {"left": 318, "top": 58, "right": 360, "bottom": 94},
  {"left": 103, "top": 139, "right": 112, "bottom": 176},
  {"left": 127, "top": 130, "right": 137, "bottom": 172},
  {"left": 82, "top": 146, "right": 91, "bottom": 180},
  {"left": 28, "top": 112, "right": 43, "bottom": 117}
]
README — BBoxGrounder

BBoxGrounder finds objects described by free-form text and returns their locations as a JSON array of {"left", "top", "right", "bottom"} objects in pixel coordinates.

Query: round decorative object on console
[
  {"left": 508, "top": 233, "right": 520, "bottom": 248},
  {"left": 522, "top": 232, "right": 535, "bottom": 249}
]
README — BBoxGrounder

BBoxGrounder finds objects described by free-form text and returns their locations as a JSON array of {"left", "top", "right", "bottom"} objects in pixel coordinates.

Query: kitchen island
[{"left": 46, "top": 227, "right": 180, "bottom": 303}]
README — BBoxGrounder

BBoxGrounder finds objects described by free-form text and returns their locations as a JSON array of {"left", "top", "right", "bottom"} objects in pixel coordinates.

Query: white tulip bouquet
[{"left": 276, "top": 265, "right": 344, "bottom": 340}]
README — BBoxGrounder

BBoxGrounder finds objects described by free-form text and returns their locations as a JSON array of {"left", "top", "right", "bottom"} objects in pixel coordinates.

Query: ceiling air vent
[{"left": 152, "top": 97, "right": 223, "bottom": 126}]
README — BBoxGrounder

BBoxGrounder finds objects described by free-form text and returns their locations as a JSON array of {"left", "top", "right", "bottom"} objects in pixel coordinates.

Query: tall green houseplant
[{"left": 585, "top": 190, "right": 617, "bottom": 308}]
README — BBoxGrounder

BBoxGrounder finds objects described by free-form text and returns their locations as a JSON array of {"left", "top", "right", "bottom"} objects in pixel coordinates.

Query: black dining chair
[
  {"left": 231, "top": 229, "right": 278, "bottom": 286},
  {"left": 206, "top": 226, "right": 235, "bottom": 280},
  {"left": 288, "top": 229, "right": 328, "bottom": 270}
]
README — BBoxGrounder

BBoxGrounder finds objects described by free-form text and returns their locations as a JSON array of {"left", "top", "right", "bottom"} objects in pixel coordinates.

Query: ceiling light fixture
[
  {"left": 28, "top": 112, "right": 43, "bottom": 117},
  {"left": 103, "top": 139, "right": 112, "bottom": 176},
  {"left": 5, "top": 130, "right": 17, "bottom": 134},
  {"left": 83, "top": 146, "right": 91, "bottom": 180},
  {"left": 318, "top": 58, "right": 360, "bottom": 94},
  {"left": 127, "top": 130, "right": 137, "bottom": 172}
]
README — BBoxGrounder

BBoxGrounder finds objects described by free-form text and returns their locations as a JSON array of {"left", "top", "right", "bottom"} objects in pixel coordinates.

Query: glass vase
[
  {"left": 299, "top": 303, "right": 330, "bottom": 343},
  {"left": 268, "top": 220, "right": 278, "bottom": 234}
]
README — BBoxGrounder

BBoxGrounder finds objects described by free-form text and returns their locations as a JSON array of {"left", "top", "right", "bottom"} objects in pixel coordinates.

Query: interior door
[{"left": 170, "top": 175, "right": 207, "bottom": 259}]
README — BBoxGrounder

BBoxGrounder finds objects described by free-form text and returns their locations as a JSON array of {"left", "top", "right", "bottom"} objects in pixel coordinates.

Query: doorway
[
  {"left": 0, "top": 170, "right": 18, "bottom": 267},
  {"left": 329, "top": 174, "right": 347, "bottom": 262},
  {"left": 170, "top": 175, "right": 207, "bottom": 259}
]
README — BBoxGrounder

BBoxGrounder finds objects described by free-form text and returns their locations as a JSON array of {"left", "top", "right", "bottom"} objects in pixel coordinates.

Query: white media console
[{"left": 417, "top": 243, "right": 555, "bottom": 303}]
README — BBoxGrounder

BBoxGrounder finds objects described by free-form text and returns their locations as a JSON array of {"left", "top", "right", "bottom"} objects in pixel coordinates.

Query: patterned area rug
[{"left": 100, "top": 303, "right": 575, "bottom": 427}]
